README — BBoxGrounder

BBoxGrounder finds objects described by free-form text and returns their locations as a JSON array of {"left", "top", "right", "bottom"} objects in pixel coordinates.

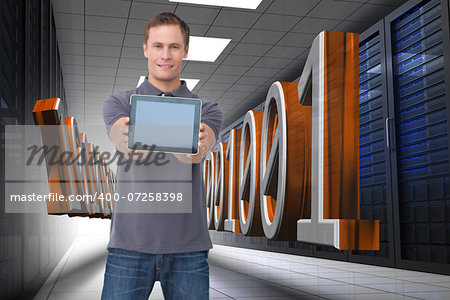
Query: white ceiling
[{"left": 51, "top": 0, "right": 408, "bottom": 132}]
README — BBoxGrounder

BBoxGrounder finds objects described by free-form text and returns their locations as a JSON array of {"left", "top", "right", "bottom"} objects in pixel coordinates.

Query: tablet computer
[{"left": 128, "top": 94, "right": 202, "bottom": 154}]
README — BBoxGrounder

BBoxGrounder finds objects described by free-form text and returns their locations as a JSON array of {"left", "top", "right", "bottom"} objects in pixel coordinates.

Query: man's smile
[{"left": 158, "top": 64, "right": 174, "bottom": 68}]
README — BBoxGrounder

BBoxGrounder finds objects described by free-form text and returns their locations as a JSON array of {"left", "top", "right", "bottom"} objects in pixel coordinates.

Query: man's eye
[
  {"left": 171, "top": 45, "right": 179, "bottom": 49},
  {"left": 154, "top": 45, "right": 162, "bottom": 48}
]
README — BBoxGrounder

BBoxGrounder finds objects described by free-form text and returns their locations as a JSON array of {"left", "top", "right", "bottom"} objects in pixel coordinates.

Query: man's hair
[{"left": 144, "top": 12, "right": 190, "bottom": 48}]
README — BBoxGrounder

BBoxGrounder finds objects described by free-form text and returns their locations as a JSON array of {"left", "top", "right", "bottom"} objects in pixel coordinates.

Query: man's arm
[{"left": 173, "top": 123, "right": 216, "bottom": 164}]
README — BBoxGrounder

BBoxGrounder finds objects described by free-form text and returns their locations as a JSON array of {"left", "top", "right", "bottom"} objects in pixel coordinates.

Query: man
[{"left": 101, "top": 12, "right": 223, "bottom": 299}]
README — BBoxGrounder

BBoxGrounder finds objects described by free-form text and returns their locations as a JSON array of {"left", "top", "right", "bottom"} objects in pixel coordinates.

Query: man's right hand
[{"left": 109, "top": 117, "right": 131, "bottom": 158}]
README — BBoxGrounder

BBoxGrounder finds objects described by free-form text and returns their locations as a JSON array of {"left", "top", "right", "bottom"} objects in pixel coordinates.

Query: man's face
[{"left": 143, "top": 24, "right": 188, "bottom": 86}]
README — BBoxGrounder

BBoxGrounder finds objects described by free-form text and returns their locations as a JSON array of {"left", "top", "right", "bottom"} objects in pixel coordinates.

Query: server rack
[
  {"left": 349, "top": 20, "right": 396, "bottom": 267},
  {"left": 385, "top": 0, "right": 450, "bottom": 274}
]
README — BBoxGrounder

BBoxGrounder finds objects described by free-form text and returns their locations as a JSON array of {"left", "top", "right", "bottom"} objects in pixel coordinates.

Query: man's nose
[{"left": 161, "top": 47, "right": 171, "bottom": 59}]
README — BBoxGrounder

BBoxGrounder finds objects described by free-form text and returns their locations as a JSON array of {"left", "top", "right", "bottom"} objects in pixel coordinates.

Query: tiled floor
[{"left": 34, "top": 236, "right": 450, "bottom": 300}]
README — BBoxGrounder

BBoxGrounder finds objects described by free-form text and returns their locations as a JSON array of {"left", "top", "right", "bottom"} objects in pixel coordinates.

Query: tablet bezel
[{"left": 128, "top": 94, "right": 202, "bottom": 154}]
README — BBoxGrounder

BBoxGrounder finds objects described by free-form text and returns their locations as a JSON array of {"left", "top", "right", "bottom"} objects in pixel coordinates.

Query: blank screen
[{"left": 134, "top": 101, "right": 195, "bottom": 149}]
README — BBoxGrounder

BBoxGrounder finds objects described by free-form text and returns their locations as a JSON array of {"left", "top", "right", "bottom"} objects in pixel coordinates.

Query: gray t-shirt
[{"left": 103, "top": 79, "right": 223, "bottom": 254}]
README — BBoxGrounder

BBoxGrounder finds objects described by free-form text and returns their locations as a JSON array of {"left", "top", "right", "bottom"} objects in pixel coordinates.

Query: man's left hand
[{"left": 174, "top": 123, "right": 216, "bottom": 164}]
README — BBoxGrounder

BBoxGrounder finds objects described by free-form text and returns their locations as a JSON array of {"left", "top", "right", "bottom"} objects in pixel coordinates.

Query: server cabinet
[
  {"left": 350, "top": 20, "right": 396, "bottom": 267},
  {"left": 385, "top": 0, "right": 450, "bottom": 274}
]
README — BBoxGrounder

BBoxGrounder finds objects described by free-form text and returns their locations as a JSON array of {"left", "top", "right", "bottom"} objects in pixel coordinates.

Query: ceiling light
[
  {"left": 137, "top": 76, "right": 146, "bottom": 87},
  {"left": 137, "top": 76, "right": 200, "bottom": 90},
  {"left": 181, "top": 78, "right": 200, "bottom": 90},
  {"left": 185, "top": 36, "right": 230, "bottom": 62},
  {"left": 169, "top": 0, "right": 263, "bottom": 9}
]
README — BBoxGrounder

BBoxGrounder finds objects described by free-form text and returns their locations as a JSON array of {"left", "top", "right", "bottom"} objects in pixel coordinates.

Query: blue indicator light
[
  {"left": 399, "top": 129, "right": 426, "bottom": 138},
  {"left": 400, "top": 166, "right": 428, "bottom": 173},
  {"left": 399, "top": 116, "right": 425, "bottom": 126},
  {"left": 400, "top": 141, "right": 426, "bottom": 150},
  {"left": 399, "top": 91, "right": 425, "bottom": 103},
  {"left": 400, "top": 154, "right": 427, "bottom": 161},
  {"left": 359, "top": 102, "right": 369, "bottom": 108}
]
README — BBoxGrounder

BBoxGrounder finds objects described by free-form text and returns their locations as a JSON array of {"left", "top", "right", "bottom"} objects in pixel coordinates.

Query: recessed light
[
  {"left": 181, "top": 78, "right": 200, "bottom": 90},
  {"left": 169, "top": 0, "right": 263, "bottom": 9},
  {"left": 137, "top": 76, "right": 200, "bottom": 90},
  {"left": 137, "top": 76, "right": 146, "bottom": 87},
  {"left": 185, "top": 36, "right": 231, "bottom": 62}
]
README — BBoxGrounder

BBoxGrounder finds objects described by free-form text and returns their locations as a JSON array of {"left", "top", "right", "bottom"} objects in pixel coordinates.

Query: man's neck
[{"left": 147, "top": 77, "right": 182, "bottom": 93}]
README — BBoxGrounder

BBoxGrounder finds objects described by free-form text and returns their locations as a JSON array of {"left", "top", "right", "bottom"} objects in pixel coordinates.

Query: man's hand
[
  {"left": 174, "top": 123, "right": 216, "bottom": 164},
  {"left": 109, "top": 117, "right": 131, "bottom": 157}
]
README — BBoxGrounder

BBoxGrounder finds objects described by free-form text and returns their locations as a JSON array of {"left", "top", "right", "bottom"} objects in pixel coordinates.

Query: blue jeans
[{"left": 101, "top": 248, "right": 209, "bottom": 300}]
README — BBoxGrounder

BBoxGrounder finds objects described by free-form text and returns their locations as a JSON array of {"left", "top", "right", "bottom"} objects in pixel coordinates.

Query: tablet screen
[{"left": 129, "top": 94, "right": 202, "bottom": 154}]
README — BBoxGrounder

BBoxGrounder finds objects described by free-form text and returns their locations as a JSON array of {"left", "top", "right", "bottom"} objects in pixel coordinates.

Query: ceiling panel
[
  {"left": 200, "top": 82, "right": 232, "bottom": 92},
  {"left": 254, "top": 57, "right": 292, "bottom": 69},
  {"left": 214, "top": 65, "right": 250, "bottom": 76},
  {"left": 59, "top": 42, "right": 84, "bottom": 55},
  {"left": 252, "top": 13, "right": 300, "bottom": 31},
  {"left": 52, "top": 0, "right": 84, "bottom": 14},
  {"left": 85, "top": 56, "right": 120, "bottom": 67},
  {"left": 183, "top": 62, "right": 219, "bottom": 74},
  {"left": 206, "top": 26, "right": 248, "bottom": 41},
  {"left": 222, "top": 55, "right": 260, "bottom": 67},
  {"left": 188, "top": 24, "right": 210, "bottom": 36},
  {"left": 308, "top": 0, "right": 363, "bottom": 20},
  {"left": 85, "top": 66, "right": 117, "bottom": 76},
  {"left": 241, "top": 29, "right": 284, "bottom": 45},
  {"left": 85, "top": 0, "right": 131, "bottom": 18},
  {"left": 85, "top": 44, "right": 122, "bottom": 57},
  {"left": 266, "top": 0, "right": 321, "bottom": 16},
  {"left": 130, "top": 2, "right": 175, "bottom": 20},
  {"left": 54, "top": 13, "right": 84, "bottom": 30},
  {"left": 64, "top": 74, "right": 84, "bottom": 83},
  {"left": 84, "top": 76, "right": 116, "bottom": 85},
  {"left": 213, "top": 10, "right": 261, "bottom": 28},
  {"left": 277, "top": 32, "right": 316, "bottom": 48},
  {"left": 116, "top": 77, "right": 140, "bottom": 87},
  {"left": 206, "top": 74, "right": 240, "bottom": 84},
  {"left": 230, "top": 43, "right": 272, "bottom": 56},
  {"left": 174, "top": 5, "right": 220, "bottom": 25},
  {"left": 85, "top": 31, "right": 124, "bottom": 46},
  {"left": 246, "top": 66, "right": 279, "bottom": 78},
  {"left": 265, "top": 45, "right": 306, "bottom": 59},
  {"left": 56, "top": 29, "right": 84, "bottom": 43},
  {"left": 347, "top": 4, "right": 398, "bottom": 23},
  {"left": 126, "top": 19, "right": 148, "bottom": 35},
  {"left": 85, "top": 15, "right": 127, "bottom": 33},
  {"left": 333, "top": 20, "right": 372, "bottom": 33},
  {"left": 62, "top": 65, "right": 84, "bottom": 75},
  {"left": 291, "top": 17, "right": 341, "bottom": 34},
  {"left": 180, "top": 72, "right": 211, "bottom": 81},
  {"left": 229, "top": 84, "right": 260, "bottom": 93},
  {"left": 236, "top": 76, "right": 270, "bottom": 86},
  {"left": 61, "top": 54, "right": 84, "bottom": 66},
  {"left": 121, "top": 47, "right": 144, "bottom": 59},
  {"left": 123, "top": 33, "right": 144, "bottom": 46}
]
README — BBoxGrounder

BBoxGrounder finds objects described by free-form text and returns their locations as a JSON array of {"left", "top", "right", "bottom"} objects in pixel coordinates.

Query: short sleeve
[
  {"left": 103, "top": 92, "right": 130, "bottom": 135},
  {"left": 201, "top": 101, "right": 223, "bottom": 142}
]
